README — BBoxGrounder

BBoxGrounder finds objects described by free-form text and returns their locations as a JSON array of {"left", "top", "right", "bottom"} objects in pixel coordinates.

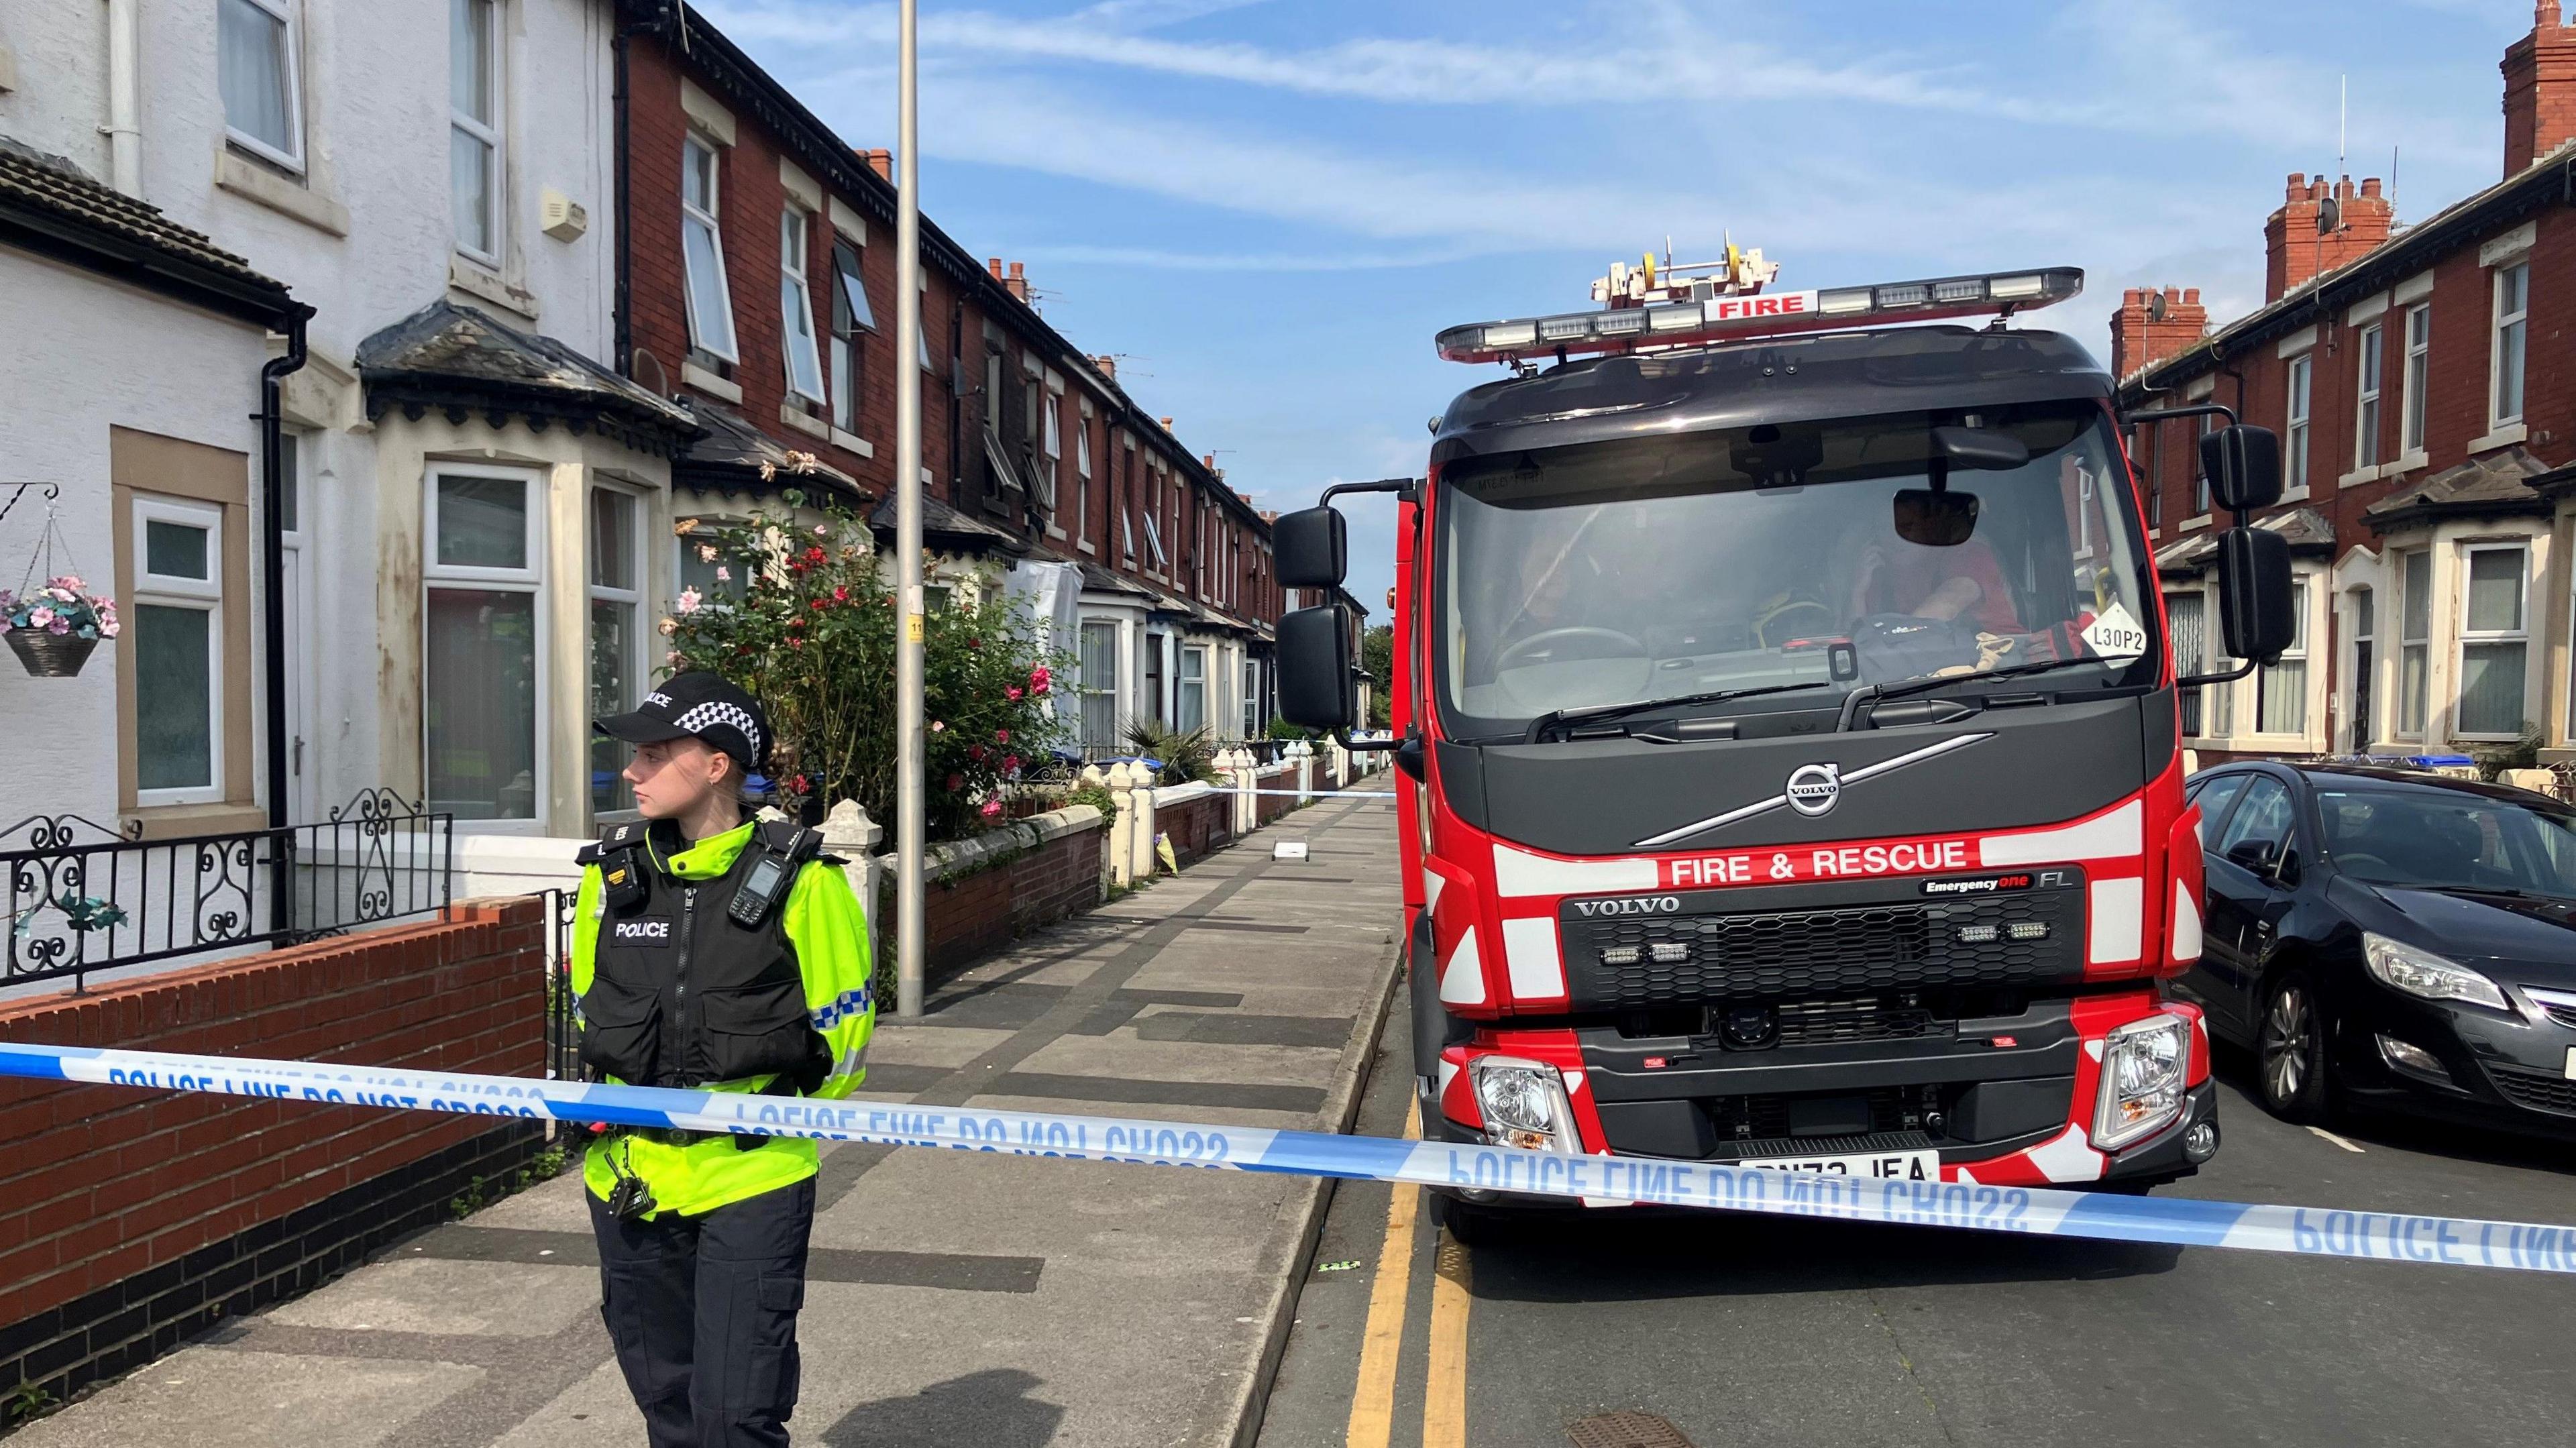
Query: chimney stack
[
  {"left": 2108, "top": 286, "right": 2210, "bottom": 379},
  {"left": 1159, "top": 416, "right": 1173, "bottom": 432},
  {"left": 1093, "top": 354, "right": 1117, "bottom": 380},
  {"left": 2503, "top": 2, "right": 2576, "bottom": 175},
  {"left": 1005, "top": 260, "right": 1029, "bottom": 302},
  {"left": 2263, "top": 173, "right": 2393, "bottom": 301},
  {"left": 862, "top": 148, "right": 892, "bottom": 181},
  {"left": 987, "top": 258, "right": 1005, "bottom": 281}
]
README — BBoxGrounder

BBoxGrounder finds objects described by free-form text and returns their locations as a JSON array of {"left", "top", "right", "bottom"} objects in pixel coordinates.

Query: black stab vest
[{"left": 576, "top": 819, "right": 826, "bottom": 1089}]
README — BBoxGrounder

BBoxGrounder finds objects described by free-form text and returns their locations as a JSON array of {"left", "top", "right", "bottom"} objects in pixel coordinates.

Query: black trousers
[{"left": 590, "top": 1174, "right": 816, "bottom": 1448}]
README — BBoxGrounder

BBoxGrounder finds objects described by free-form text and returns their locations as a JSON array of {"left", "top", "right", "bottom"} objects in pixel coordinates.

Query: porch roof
[
  {"left": 2365, "top": 447, "right": 2557, "bottom": 533},
  {"left": 356, "top": 300, "right": 697, "bottom": 454}
]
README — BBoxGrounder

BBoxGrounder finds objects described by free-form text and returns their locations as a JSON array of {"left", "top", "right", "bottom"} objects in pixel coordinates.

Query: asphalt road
[{"left": 1256, "top": 1010, "right": 2576, "bottom": 1448}]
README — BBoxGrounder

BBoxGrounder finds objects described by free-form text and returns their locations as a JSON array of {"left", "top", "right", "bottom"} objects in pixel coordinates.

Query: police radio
[{"left": 727, "top": 828, "right": 809, "bottom": 928}]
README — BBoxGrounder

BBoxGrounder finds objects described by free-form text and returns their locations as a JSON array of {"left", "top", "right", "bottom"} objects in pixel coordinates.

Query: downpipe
[{"left": 258, "top": 312, "right": 310, "bottom": 933}]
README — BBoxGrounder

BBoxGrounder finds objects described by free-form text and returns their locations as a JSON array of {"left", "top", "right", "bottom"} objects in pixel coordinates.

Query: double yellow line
[{"left": 1343, "top": 1099, "right": 1472, "bottom": 1448}]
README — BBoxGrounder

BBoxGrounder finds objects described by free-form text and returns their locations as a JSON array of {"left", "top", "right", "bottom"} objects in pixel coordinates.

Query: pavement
[
  {"left": 9, "top": 792, "right": 1404, "bottom": 1448},
  {"left": 1256, "top": 1012, "right": 2576, "bottom": 1448}
]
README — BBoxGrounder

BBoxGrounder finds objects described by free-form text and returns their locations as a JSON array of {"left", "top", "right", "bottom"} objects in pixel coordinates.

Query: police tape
[
  {"left": 4, "top": 1041, "right": 2573, "bottom": 1276},
  {"left": 1240, "top": 789, "right": 1398, "bottom": 798}
]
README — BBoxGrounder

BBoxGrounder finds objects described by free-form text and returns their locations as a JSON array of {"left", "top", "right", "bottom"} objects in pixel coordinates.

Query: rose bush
[{"left": 660, "top": 495, "right": 1067, "bottom": 842}]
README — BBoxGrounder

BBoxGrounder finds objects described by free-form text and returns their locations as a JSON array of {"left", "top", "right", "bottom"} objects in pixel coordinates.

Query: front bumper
[
  {"left": 1427, "top": 990, "right": 2216, "bottom": 1206},
  {"left": 2335, "top": 985, "right": 2576, "bottom": 1138}
]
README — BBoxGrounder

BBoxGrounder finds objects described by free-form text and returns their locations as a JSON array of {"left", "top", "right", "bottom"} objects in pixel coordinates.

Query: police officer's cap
[{"left": 594, "top": 671, "right": 770, "bottom": 773}]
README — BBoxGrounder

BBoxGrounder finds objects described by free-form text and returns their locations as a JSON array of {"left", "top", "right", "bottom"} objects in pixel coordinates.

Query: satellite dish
[
  {"left": 631, "top": 347, "right": 670, "bottom": 397},
  {"left": 2316, "top": 195, "right": 2342, "bottom": 233},
  {"left": 2146, "top": 292, "right": 2169, "bottom": 322}
]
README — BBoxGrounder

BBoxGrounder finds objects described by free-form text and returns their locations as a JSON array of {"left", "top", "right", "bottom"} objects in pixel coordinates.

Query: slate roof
[
  {"left": 2365, "top": 447, "right": 2559, "bottom": 532},
  {"left": 0, "top": 134, "right": 297, "bottom": 325},
  {"left": 2153, "top": 505, "right": 2337, "bottom": 573},
  {"left": 356, "top": 300, "right": 698, "bottom": 451},
  {"left": 867, "top": 490, "right": 1021, "bottom": 550}
]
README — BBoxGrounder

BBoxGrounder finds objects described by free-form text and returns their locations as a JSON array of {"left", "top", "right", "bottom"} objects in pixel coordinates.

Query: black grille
[
  {"left": 2489, "top": 1064, "right": 2576, "bottom": 1115},
  {"left": 2538, "top": 1003, "right": 2576, "bottom": 1031},
  {"left": 1564, "top": 890, "right": 2082, "bottom": 1008},
  {"left": 1773, "top": 996, "right": 1940, "bottom": 1046}
]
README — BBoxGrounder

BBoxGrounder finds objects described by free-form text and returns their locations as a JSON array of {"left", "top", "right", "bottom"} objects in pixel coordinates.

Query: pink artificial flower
[
  {"left": 100, "top": 620, "right": 121, "bottom": 638},
  {"left": 46, "top": 618, "right": 69, "bottom": 635},
  {"left": 26, "top": 606, "right": 54, "bottom": 628},
  {"left": 980, "top": 799, "right": 1004, "bottom": 818},
  {"left": 54, "top": 575, "right": 83, "bottom": 591}
]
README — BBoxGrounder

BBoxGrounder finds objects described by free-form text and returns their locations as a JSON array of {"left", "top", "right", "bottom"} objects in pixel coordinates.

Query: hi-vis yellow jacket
[{"left": 569, "top": 818, "right": 874, "bottom": 1217}]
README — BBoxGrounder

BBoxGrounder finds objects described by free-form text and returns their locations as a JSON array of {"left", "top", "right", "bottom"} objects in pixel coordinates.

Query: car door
[
  {"left": 2173, "top": 772, "right": 2253, "bottom": 1029},
  {"left": 2205, "top": 773, "right": 2300, "bottom": 1031}
]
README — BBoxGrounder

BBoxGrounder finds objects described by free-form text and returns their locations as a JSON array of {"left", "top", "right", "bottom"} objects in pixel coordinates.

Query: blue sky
[{"left": 702, "top": 0, "right": 2536, "bottom": 614}]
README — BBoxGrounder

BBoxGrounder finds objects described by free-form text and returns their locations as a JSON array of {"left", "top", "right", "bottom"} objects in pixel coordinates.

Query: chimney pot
[
  {"left": 1159, "top": 416, "right": 1173, "bottom": 431},
  {"left": 863, "top": 148, "right": 892, "bottom": 180},
  {"left": 987, "top": 258, "right": 1005, "bottom": 280}
]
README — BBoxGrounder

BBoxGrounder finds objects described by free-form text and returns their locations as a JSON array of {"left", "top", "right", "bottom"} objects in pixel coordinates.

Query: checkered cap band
[{"left": 673, "top": 701, "right": 762, "bottom": 765}]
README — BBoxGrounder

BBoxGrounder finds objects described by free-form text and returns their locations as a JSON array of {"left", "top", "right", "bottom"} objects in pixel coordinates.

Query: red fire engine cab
[{"left": 1273, "top": 254, "right": 2296, "bottom": 1239}]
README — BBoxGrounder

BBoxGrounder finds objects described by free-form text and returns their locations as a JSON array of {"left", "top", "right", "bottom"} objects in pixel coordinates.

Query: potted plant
[{"left": 3, "top": 575, "right": 118, "bottom": 677}]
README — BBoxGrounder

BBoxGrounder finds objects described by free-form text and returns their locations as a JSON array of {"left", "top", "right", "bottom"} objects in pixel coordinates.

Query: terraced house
[
  {"left": 616, "top": 1, "right": 1292, "bottom": 769},
  {"left": 2118, "top": 3, "right": 2576, "bottom": 765}
]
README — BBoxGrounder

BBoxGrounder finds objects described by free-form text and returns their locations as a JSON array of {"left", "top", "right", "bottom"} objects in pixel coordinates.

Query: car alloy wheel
[{"left": 2257, "top": 971, "right": 2330, "bottom": 1122}]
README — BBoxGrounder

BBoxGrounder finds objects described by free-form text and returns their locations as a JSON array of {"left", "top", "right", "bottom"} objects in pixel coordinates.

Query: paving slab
[{"left": 13, "top": 793, "right": 1402, "bottom": 1447}]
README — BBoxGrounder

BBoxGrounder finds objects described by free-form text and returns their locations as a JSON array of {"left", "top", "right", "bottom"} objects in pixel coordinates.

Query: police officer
[{"left": 575, "top": 671, "right": 875, "bottom": 1448}]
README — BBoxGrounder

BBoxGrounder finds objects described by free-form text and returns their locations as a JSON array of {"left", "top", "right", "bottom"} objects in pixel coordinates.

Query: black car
[{"left": 2180, "top": 762, "right": 2576, "bottom": 1134}]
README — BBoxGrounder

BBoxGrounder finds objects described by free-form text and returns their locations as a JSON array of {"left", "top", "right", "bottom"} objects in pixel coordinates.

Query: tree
[{"left": 1360, "top": 623, "right": 1393, "bottom": 728}]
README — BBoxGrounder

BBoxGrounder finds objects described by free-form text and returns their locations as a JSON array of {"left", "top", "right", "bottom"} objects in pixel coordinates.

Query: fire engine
[{"left": 1272, "top": 249, "right": 2297, "bottom": 1240}]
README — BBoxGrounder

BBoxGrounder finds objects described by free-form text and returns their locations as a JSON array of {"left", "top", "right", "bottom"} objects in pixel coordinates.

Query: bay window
[
  {"left": 132, "top": 498, "right": 226, "bottom": 805},
  {"left": 2457, "top": 545, "right": 2528, "bottom": 738},
  {"left": 780, "top": 209, "right": 826, "bottom": 404},
  {"left": 425, "top": 469, "right": 542, "bottom": 823},
  {"left": 450, "top": 0, "right": 501, "bottom": 263},
  {"left": 681, "top": 136, "right": 738, "bottom": 362},
  {"left": 219, "top": 0, "right": 303, "bottom": 170},
  {"left": 589, "top": 488, "right": 642, "bottom": 814},
  {"left": 2398, "top": 550, "right": 2431, "bottom": 737},
  {"left": 2255, "top": 578, "right": 2308, "bottom": 736}
]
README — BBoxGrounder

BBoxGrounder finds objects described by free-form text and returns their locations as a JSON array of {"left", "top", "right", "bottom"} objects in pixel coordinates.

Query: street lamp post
[{"left": 892, "top": 0, "right": 926, "bottom": 1017}]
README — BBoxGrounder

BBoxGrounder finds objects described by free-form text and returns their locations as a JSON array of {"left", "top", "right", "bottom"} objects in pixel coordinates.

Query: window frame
[
  {"left": 828, "top": 237, "right": 871, "bottom": 433},
  {"left": 2253, "top": 575, "right": 2310, "bottom": 738},
  {"left": 423, "top": 465, "right": 549, "bottom": 831},
  {"left": 1078, "top": 618, "right": 1119, "bottom": 755},
  {"left": 2165, "top": 588, "right": 2206, "bottom": 736},
  {"left": 1177, "top": 643, "right": 1208, "bottom": 733},
  {"left": 449, "top": 0, "right": 503, "bottom": 266},
  {"left": 587, "top": 484, "right": 646, "bottom": 817},
  {"left": 2284, "top": 351, "right": 2312, "bottom": 494},
  {"left": 2353, "top": 321, "right": 2383, "bottom": 470},
  {"left": 2398, "top": 548, "right": 2431, "bottom": 738},
  {"left": 2400, "top": 302, "right": 2431, "bottom": 457},
  {"left": 2455, "top": 542, "right": 2530, "bottom": 741},
  {"left": 2192, "top": 412, "right": 2215, "bottom": 518},
  {"left": 779, "top": 207, "right": 827, "bottom": 405},
  {"left": 680, "top": 134, "right": 739, "bottom": 364},
  {"left": 221, "top": 0, "right": 307, "bottom": 173},
  {"left": 1075, "top": 402, "right": 1095, "bottom": 551},
  {"left": 2491, "top": 262, "right": 2530, "bottom": 429},
  {"left": 131, "top": 496, "right": 228, "bottom": 807}
]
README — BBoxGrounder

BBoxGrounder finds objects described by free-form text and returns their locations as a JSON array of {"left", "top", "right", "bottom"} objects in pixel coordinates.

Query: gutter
[{"left": 259, "top": 309, "right": 311, "bottom": 834}]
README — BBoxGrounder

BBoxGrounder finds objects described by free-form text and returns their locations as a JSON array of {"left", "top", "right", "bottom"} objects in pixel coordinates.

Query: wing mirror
[
  {"left": 2202, "top": 425, "right": 2283, "bottom": 512},
  {"left": 1274, "top": 506, "right": 1347, "bottom": 589},
  {"left": 1276, "top": 604, "right": 1356, "bottom": 730}
]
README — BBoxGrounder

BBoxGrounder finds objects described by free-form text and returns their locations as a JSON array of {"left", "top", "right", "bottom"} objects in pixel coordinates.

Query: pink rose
[
  {"left": 1006, "top": 686, "right": 1024, "bottom": 702},
  {"left": 1028, "top": 666, "right": 1051, "bottom": 693},
  {"left": 980, "top": 799, "right": 1004, "bottom": 818},
  {"left": 994, "top": 729, "right": 1010, "bottom": 744},
  {"left": 1002, "top": 755, "right": 1020, "bottom": 773}
]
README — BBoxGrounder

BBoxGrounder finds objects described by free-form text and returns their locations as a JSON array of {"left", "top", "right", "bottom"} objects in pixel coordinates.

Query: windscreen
[
  {"left": 2317, "top": 786, "right": 2576, "bottom": 897},
  {"left": 1436, "top": 402, "right": 2157, "bottom": 734}
]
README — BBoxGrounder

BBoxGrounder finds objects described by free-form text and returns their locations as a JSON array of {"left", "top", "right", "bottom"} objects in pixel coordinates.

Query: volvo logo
[
  {"left": 1784, "top": 763, "right": 1842, "bottom": 816},
  {"left": 1573, "top": 897, "right": 1681, "bottom": 917}
]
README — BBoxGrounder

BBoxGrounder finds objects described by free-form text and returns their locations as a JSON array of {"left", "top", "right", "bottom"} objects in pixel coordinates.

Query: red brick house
[
  {"left": 612, "top": 3, "right": 1287, "bottom": 770},
  {"left": 2116, "top": 3, "right": 2576, "bottom": 764}
]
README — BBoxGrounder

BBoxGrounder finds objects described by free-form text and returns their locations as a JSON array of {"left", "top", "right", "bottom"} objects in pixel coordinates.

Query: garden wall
[
  {"left": 0, "top": 899, "right": 549, "bottom": 1404},
  {"left": 916, "top": 805, "right": 1106, "bottom": 981},
  {"left": 1155, "top": 782, "right": 1233, "bottom": 869}
]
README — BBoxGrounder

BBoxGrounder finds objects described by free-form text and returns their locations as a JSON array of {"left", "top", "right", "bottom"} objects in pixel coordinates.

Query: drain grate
[{"left": 1567, "top": 1411, "right": 1697, "bottom": 1448}]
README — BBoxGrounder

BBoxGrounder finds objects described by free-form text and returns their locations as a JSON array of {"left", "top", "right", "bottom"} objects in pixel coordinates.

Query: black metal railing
[
  {"left": 541, "top": 886, "right": 581, "bottom": 1093},
  {"left": 0, "top": 788, "right": 452, "bottom": 992}
]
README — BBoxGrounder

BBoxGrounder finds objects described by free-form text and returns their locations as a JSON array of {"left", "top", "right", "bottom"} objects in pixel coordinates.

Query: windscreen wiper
[
  {"left": 1836, "top": 656, "right": 2110, "bottom": 732},
  {"left": 1524, "top": 681, "right": 1833, "bottom": 744}
]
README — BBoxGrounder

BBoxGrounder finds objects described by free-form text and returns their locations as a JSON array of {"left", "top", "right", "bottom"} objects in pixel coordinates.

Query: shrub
[
  {"left": 1124, "top": 720, "right": 1218, "bottom": 785},
  {"left": 661, "top": 494, "right": 1069, "bottom": 842}
]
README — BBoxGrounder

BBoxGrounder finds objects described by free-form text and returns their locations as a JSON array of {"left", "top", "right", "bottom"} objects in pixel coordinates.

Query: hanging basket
[{"left": 7, "top": 628, "right": 98, "bottom": 678}]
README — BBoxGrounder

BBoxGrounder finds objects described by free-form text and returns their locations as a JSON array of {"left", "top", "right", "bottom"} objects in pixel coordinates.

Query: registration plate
[
  {"left": 1740, "top": 1149, "right": 1939, "bottom": 1181},
  {"left": 2564, "top": 1046, "right": 2575, "bottom": 1080}
]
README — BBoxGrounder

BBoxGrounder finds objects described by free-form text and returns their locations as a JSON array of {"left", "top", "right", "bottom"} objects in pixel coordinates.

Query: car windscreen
[
  {"left": 2316, "top": 786, "right": 2576, "bottom": 897},
  {"left": 1433, "top": 401, "right": 2157, "bottom": 735}
]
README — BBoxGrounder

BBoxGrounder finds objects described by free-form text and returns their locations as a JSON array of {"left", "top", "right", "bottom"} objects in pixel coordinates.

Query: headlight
[
  {"left": 2092, "top": 1011, "right": 2190, "bottom": 1152},
  {"left": 1468, "top": 1056, "right": 1578, "bottom": 1154},
  {"left": 2361, "top": 934, "right": 2510, "bottom": 1012}
]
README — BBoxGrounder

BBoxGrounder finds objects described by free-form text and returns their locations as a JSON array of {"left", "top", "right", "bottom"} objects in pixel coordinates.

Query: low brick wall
[
  {"left": 913, "top": 806, "right": 1106, "bottom": 982},
  {"left": 1155, "top": 783, "right": 1232, "bottom": 868},
  {"left": 0, "top": 899, "right": 549, "bottom": 1403}
]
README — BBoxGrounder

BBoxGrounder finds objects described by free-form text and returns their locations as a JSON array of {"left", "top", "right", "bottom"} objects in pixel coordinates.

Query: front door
[
  {"left": 2349, "top": 588, "right": 2373, "bottom": 753},
  {"left": 278, "top": 435, "right": 318, "bottom": 823}
]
